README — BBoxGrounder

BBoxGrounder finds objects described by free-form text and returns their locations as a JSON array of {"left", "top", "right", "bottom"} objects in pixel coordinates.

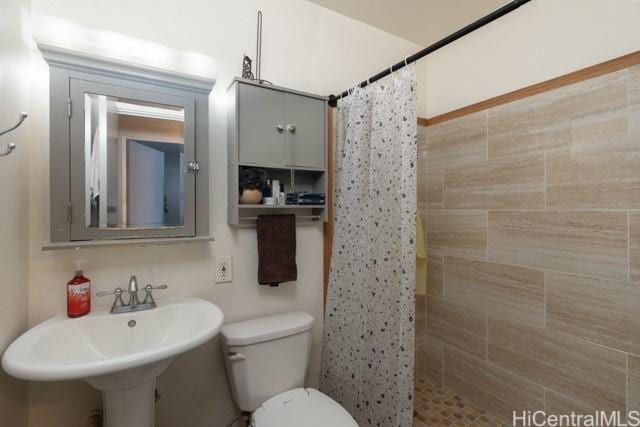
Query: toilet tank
[{"left": 220, "top": 312, "right": 314, "bottom": 412}]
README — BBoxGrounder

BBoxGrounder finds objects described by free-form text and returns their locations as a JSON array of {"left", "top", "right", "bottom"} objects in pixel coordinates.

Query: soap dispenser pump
[{"left": 67, "top": 260, "right": 91, "bottom": 318}]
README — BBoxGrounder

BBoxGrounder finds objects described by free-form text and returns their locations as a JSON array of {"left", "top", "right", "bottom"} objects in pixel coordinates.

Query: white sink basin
[{"left": 2, "top": 297, "right": 224, "bottom": 427}]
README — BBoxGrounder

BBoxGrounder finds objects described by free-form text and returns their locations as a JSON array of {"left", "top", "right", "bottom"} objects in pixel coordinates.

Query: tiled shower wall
[{"left": 415, "top": 64, "right": 640, "bottom": 423}]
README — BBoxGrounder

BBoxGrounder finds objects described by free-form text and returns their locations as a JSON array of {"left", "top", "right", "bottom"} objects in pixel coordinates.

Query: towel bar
[{"left": 240, "top": 215, "right": 321, "bottom": 222}]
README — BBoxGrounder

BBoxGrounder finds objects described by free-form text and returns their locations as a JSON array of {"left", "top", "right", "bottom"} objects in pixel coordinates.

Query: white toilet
[{"left": 221, "top": 311, "right": 358, "bottom": 427}]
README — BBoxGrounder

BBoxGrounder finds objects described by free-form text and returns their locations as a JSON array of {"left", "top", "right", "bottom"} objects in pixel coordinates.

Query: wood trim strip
[
  {"left": 323, "top": 106, "right": 334, "bottom": 308},
  {"left": 417, "top": 50, "right": 640, "bottom": 127}
]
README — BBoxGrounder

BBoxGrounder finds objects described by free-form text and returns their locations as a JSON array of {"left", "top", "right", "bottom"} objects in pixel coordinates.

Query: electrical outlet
[{"left": 215, "top": 255, "right": 233, "bottom": 283}]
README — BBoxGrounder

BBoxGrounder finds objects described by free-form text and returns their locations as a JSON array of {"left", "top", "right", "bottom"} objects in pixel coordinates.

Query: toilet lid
[{"left": 253, "top": 388, "right": 358, "bottom": 427}]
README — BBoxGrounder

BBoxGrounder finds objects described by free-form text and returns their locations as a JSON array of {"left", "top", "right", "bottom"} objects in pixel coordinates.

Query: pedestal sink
[{"left": 1, "top": 297, "right": 224, "bottom": 427}]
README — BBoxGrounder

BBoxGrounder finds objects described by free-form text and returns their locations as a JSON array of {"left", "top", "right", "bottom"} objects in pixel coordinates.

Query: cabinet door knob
[
  {"left": 286, "top": 124, "right": 296, "bottom": 134},
  {"left": 275, "top": 124, "right": 284, "bottom": 133},
  {"left": 187, "top": 160, "right": 200, "bottom": 173}
]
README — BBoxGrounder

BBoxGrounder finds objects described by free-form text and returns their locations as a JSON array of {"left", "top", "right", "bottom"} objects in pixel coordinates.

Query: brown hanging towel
[{"left": 257, "top": 214, "right": 297, "bottom": 286}]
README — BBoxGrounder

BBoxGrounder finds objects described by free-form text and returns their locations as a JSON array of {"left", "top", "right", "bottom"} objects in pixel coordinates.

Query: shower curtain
[{"left": 320, "top": 68, "right": 417, "bottom": 426}]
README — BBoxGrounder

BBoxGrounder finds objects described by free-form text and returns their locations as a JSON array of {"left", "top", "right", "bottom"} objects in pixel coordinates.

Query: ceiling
[{"left": 308, "top": 0, "right": 510, "bottom": 46}]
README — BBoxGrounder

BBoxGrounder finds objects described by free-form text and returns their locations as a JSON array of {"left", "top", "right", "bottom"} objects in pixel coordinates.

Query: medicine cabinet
[
  {"left": 227, "top": 78, "right": 328, "bottom": 225},
  {"left": 40, "top": 45, "right": 214, "bottom": 247}
]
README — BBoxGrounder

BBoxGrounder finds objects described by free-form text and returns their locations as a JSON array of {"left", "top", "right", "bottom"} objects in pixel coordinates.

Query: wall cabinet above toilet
[
  {"left": 227, "top": 78, "right": 328, "bottom": 225},
  {"left": 234, "top": 80, "right": 326, "bottom": 170}
]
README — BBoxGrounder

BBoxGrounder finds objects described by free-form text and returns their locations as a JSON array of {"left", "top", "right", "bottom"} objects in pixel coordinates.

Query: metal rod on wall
[
  {"left": 256, "top": 10, "right": 263, "bottom": 82},
  {"left": 327, "top": 0, "right": 532, "bottom": 107}
]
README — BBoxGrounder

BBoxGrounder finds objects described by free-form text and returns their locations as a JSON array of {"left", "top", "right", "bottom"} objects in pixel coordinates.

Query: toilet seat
[{"left": 252, "top": 388, "right": 358, "bottom": 427}]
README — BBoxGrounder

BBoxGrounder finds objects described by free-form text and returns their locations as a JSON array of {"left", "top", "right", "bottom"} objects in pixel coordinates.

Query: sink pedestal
[
  {"left": 102, "top": 379, "right": 156, "bottom": 427},
  {"left": 86, "top": 359, "right": 172, "bottom": 427}
]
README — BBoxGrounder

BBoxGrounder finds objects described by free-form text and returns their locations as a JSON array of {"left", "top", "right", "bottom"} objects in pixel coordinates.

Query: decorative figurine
[{"left": 242, "top": 55, "right": 254, "bottom": 80}]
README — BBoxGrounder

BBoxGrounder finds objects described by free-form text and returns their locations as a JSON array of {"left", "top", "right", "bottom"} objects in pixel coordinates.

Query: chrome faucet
[
  {"left": 97, "top": 276, "right": 168, "bottom": 314},
  {"left": 127, "top": 275, "right": 140, "bottom": 307}
]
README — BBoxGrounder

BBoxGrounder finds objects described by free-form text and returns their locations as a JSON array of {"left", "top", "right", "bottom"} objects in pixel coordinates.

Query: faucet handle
[
  {"left": 143, "top": 284, "right": 168, "bottom": 306},
  {"left": 96, "top": 287, "right": 124, "bottom": 297},
  {"left": 96, "top": 287, "right": 125, "bottom": 312}
]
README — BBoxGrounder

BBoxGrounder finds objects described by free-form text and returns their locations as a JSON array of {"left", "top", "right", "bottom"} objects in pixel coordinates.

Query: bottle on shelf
[{"left": 263, "top": 179, "right": 272, "bottom": 198}]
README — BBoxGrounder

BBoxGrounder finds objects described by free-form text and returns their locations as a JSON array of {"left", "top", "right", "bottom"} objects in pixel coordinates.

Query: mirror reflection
[{"left": 84, "top": 94, "right": 185, "bottom": 229}]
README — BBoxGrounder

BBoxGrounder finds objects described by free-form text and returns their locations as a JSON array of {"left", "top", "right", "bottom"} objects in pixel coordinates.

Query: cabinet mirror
[
  {"left": 41, "top": 44, "right": 213, "bottom": 245},
  {"left": 83, "top": 94, "right": 186, "bottom": 230}
]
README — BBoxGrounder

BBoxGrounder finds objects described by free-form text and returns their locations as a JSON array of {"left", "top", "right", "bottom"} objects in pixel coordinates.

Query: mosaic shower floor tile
[{"left": 413, "top": 378, "right": 506, "bottom": 426}]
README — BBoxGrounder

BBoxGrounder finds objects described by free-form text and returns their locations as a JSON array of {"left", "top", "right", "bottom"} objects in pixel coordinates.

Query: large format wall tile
[
  {"left": 488, "top": 71, "right": 628, "bottom": 158},
  {"left": 444, "top": 153, "right": 545, "bottom": 210},
  {"left": 425, "top": 111, "right": 487, "bottom": 168},
  {"left": 427, "top": 296, "right": 486, "bottom": 358},
  {"left": 417, "top": 125, "right": 427, "bottom": 152},
  {"left": 547, "top": 272, "right": 640, "bottom": 355},
  {"left": 444, "top": 257, "right": 544, "bottom": 327},
  {"left": 487, "top": 317, "right": 626, "bottom": 411},
  {"left": 630, "top": 213, "right": 640, "bottom": 283},
  {"left": 488, "top": 211, "right": 628, "bottom": 280},
  {"left": 426, "top": 254, "right": 443, "bottom": 296},
  {"left": 425, "top": 337, "right": 444, "bottom": 386},
  {"left": 444, "top": 347, "right": 544, "bottom": 423},
  {"left": 415, "top": 327, "right": 427, "bottom": 381},
  {"left": 489, "top": 104, "right": 570, "bottom": 159},
  {"left": 420, "top": 65, "right": 640, "bottom": 422},
  {"left": 417, "top": 150, "right": 428, "bottom": 223},
  {"left": 629, "top": 354, "right": 640, "bottom": 411},
  {"left": 415, "top": 294, "right": 426, "bottom": 335},
  {"left": 427, "top": 211, "right": 487, "bottom": 259},
  {"left": 533, "top": 70, "right": 627, "bottom": 121},
  {"left": 632, "top": 102, "right": 640, "bottom": 138},
  {"left": 426, "top": 167, "right": 443, "bottom": 209},
  {"left": 547, "top": 140, "right": 640, "bottom": 209},
  {"left": 631, "top": 66, "right": 640, "bottom": 139},
  {"left": 545, "top": 390, "right": 595, "bottom": 415},
  {"left": 631, "top": 66, "right": 640, "bottom": 105},
  {"left": 569, "top": 108, "right": 628, "bottom": 147}
]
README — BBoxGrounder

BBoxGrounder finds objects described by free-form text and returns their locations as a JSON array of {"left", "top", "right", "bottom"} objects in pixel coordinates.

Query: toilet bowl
[{"left": 220, "top": 312, "right": 357, "bottom": 427}]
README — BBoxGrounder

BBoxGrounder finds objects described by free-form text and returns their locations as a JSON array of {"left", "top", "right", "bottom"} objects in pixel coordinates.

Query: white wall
[
  {"left": 24, "top": 1, "right": 425, "bottom": 426},
  {"left": 0, "top": 0, "right": 31, "bottom": 426},
  {"left": 425, "top": 0, "right": 640, "bottom": 117}
]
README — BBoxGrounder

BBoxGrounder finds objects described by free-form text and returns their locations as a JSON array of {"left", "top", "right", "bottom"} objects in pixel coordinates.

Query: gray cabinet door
[
  {"left": 285, "top": 93, "right": 325, "bottom": 170},
  {"left": 238, "top": 83, "right": 286, "bottom": 167}
]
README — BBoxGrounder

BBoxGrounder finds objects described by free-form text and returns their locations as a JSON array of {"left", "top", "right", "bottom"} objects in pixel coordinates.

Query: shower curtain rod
[{"left": 327, "top": 0, "right": 532, "bottom": 107}]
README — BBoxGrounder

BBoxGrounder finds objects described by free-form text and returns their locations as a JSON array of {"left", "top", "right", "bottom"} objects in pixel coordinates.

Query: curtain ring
[{"left": 404, "top": 56, "right": 409, "bottom": 67}]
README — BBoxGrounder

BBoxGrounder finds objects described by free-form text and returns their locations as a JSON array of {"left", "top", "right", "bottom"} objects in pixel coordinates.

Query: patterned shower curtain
[{"left": 320, "top": 67, "right": 417, "bottom": 426}]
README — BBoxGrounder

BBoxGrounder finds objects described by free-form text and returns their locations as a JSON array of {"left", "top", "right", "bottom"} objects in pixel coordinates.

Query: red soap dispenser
[{"left": 67, "top": 260, "right": 91, "bottom": 318}]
